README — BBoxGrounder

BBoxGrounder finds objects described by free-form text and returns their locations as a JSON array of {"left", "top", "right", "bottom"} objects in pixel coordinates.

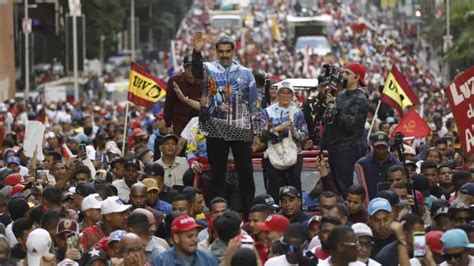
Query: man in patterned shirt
[{"left": 192, "top": 32, "right": 260, "bottom": 216}]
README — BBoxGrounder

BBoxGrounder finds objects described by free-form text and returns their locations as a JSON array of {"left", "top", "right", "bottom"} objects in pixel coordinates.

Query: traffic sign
[{"left": 22, "top": 18, "right": 32, "bottom": 33}]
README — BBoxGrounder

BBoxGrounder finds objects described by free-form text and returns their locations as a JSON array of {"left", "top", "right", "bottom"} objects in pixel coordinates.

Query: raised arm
[{"left": 191, "top": 32, "right": 205, "bottom": 80}]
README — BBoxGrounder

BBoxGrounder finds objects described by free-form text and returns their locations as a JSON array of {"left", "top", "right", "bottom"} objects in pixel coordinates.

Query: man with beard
[
  {"left": 152, "top": 215, "right": 218, "bottom": 265},
  {"left": 318, "top": 225, "right": 364, "bottom": 266},
  {"left": 192, "top": 32, "right": 259, "bottom": 217}
]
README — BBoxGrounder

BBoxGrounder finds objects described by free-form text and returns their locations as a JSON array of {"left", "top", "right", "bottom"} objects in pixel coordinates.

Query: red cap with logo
[
  {"left": 426, "top": 230, "right": 443, "bottom": 254},
  {"left": 4, "top": 173, "right": 25, "bottom": 186},
  {"left": 256, "top": 214, "right": 290, "bottom": 232},
  {"left": 171, "top": 215, "right": 202, "bottom": 235},
  {"left": 345, "top": 62, "right": 366, "bottom": 86}
]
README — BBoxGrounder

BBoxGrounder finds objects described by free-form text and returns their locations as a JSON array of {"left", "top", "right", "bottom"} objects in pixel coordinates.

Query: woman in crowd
[{"left": 262, "top": 81, "right": 308, "bottom": 201}]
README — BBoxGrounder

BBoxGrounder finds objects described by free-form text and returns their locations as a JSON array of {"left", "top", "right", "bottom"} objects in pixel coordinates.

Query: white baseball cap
[
  {"left": 26, "top": 228, "right": 52, "bottom": 266},
  {"left": 351, "top": 223, "right": 373, "bottom": 238},
  {"left": 82, "top": 193, "right": 103, "bottom": 211},
  {"left": 101, "top": 196, "right": 131, "bottom": 215},
  {"left": 277, "top": 81, "right": 294, "bottom": 93}
]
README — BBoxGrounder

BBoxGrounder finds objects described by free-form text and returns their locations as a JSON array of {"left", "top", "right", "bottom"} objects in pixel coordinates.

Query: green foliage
[
  {"left": 80, "top": 0, "right": 191, "bottom": 58},
  {"left": 82, "top": 0, "right": 127, "bottom": 58},
  {"left": 423, "top": 0, "right": 474, "bottom": 71}
]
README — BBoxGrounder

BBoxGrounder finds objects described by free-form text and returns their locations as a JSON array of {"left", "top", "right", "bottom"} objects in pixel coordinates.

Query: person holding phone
[{"left": 374, "top": 214, "right": 424, "bottom": 266}]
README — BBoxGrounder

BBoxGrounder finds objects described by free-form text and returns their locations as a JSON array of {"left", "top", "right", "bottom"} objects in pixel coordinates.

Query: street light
[{"left": 23, "top": 0, "right": 37, "bottom": 101}]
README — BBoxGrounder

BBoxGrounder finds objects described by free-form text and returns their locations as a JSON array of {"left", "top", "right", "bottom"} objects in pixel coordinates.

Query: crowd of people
[{"left": 0, "top": 0, "right": 473, "bottom": 266}]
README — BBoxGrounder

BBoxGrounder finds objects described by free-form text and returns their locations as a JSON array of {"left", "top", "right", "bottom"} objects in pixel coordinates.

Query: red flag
[
  {"left": 444, "top": 66, "right": 474, "bottom": 155},
  {"left": 61, "top": 143, "right": 74, "bottom": 160},
  {"left": 390, "top": 108, "right": 431, "bottom": 138}
]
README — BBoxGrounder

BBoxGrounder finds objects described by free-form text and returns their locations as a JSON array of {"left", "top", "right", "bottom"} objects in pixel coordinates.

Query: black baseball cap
[
  {"left": 143, "top": 163, "right": 164, "bottom": 177},
  {"left": 279, "top": 186, "right": 300, "bottom": 199},
  {"left": 372, "top": 131, "right": 389, "bottom": 147},
  {"left": 126, "top": 158, "right": 140, "bottom": 169},
  {"left": 253, "top": 194, "right": 279, "bottom": 211},
  {"left": 182, "top": 55, "right": 192, "bottom": 66},
  {"left": 75, "top": 183, "right": 95, "bottom": 197}
]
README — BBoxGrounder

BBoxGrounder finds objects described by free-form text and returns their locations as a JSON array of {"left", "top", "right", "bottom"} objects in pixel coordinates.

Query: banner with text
[
  {"left": 444, "top": 66, "right": 474, "bottom": 155},
  {"left": 128, "top": 62, "right": 167, "bottom": 108}
]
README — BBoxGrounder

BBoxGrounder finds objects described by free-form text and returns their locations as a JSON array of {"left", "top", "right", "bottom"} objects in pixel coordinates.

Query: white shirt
[
  {"left": 317, "top": 256, "right": 366, "bottom": 266},
  {"left": 112, "top": 178, "right": 131, "bottom": 203},
  {"left": 308, "top": 235, "right": 321, "bottom": 250},
  {"left": 157, "top": 157, "right": 189, "bottom": 187},
  {"left": 265, "top": 255, "right": 298, "bottom": 266},
  {"left": 180, "top": 117, "right": 198, "bottom": 141},
  {"left": 6, "top": 223, "right": 17, "bottom": 247}
]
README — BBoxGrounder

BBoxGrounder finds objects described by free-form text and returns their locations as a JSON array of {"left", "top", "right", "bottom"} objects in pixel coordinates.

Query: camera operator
[
  {"left": 320, "top": 62, "right": 370, "bottom": 198},
  {"left": 302, "top": 75, "right": 331, "bottom": 146}
]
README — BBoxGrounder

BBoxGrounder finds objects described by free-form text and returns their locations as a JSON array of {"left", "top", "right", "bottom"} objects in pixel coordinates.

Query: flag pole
[
  {"left": 367, "top": 100, "right": 382, "bottom": 143},
  {"left": 121, "top": 101, "right": 130, "bottom": 156}
]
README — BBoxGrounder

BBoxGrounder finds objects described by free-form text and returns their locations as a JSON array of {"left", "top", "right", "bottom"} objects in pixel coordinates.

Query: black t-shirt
[
  {"left": 371, "top": 234, "right": 396, "bottom": 258},
  {"left": 374, "top": 241, "right": 399, "bottom": 266},
  {"left": 430, "top": 185, "right": 450, "bottom": 200}
]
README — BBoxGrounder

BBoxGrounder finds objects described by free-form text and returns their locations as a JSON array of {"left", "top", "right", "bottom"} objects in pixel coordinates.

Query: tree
[
  {"left": 81, "top": 0, "right": 127, "bottom": 59},
  {"left": 423, "top": 0, "right": 474, "bottom": 75}
]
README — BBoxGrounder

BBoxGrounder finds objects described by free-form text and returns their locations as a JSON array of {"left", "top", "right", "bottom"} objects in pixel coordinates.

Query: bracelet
[{"left": 397, "top": 239, "right": 407, "bottom": 246}]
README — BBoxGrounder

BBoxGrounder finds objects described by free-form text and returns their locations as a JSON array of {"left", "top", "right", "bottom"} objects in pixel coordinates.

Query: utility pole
[
  {"left": 68, "top": 0, "right": 81, "bottom": 101},
  {"left": 131, "top": 0, "right": 135, "bottom": 62},
  {"left": 24, "top": 0, "right": 30, "bottom": 100}
]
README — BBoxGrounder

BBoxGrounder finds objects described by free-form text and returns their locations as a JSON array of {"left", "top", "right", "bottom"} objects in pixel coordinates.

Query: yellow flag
[
  {"left": 381, "top": 66, "right": 419, "bottom": 117},
  {"left": 128, "top": 62, "right": 167, "bottom": 108},
  {"left": 272, "top": 15, "right": 281, "bottom": 41}
]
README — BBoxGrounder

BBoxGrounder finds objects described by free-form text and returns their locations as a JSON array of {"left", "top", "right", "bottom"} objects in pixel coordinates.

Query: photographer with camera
[
  {"left": 302, "top": 75, "right": 331, "bottom": 146},
  {"left": 320, "top": 62, "right": 370, "bottom": 198}
]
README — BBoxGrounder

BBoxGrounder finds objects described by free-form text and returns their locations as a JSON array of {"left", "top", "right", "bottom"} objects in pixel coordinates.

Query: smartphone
[
  {"left": 36, "top": 169, "right": 49, "bottom": 183},
  {"left": 79, "top": 144, "right": 86, "bottom": 153},
  {"left": 413, "top": 231, "right": 426, "bottom": 257}
]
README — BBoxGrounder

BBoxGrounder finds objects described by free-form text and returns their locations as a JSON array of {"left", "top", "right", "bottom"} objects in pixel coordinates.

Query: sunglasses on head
[{"left": 442, "top": 252, "right": 464, "bottom": 261}]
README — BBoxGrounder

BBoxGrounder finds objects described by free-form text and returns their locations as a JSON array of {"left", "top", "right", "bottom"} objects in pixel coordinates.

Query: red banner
[
  {"left": 390, "top": 108, "right": 431, "bottom": 139},
  {"left": 444, "top": 66, "right": 474, "bottom": 155}
]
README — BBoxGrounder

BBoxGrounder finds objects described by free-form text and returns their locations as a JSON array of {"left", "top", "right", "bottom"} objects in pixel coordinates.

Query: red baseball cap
[
  {"left": 256, "top": 214, "right": 289, "bottom": 232},
  {"left": 426, "top": 230, "right": 443, "bottom": 254},
  {"left": 8, "top": 184, "right": 25, "bottom": 198},
  {"left": 345, "top": 62, "right": 366, "bottom": 86},
  {"left": 4, "top": 173, "right": 24, "bottom": 186},
  {"left": 171, "top": 215, "right": 202, "bottom": 235}
]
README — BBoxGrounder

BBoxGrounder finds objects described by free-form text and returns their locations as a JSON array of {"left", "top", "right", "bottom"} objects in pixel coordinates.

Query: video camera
[{"left": 321, "top": 64, "right": 346, "bottom": 95}]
